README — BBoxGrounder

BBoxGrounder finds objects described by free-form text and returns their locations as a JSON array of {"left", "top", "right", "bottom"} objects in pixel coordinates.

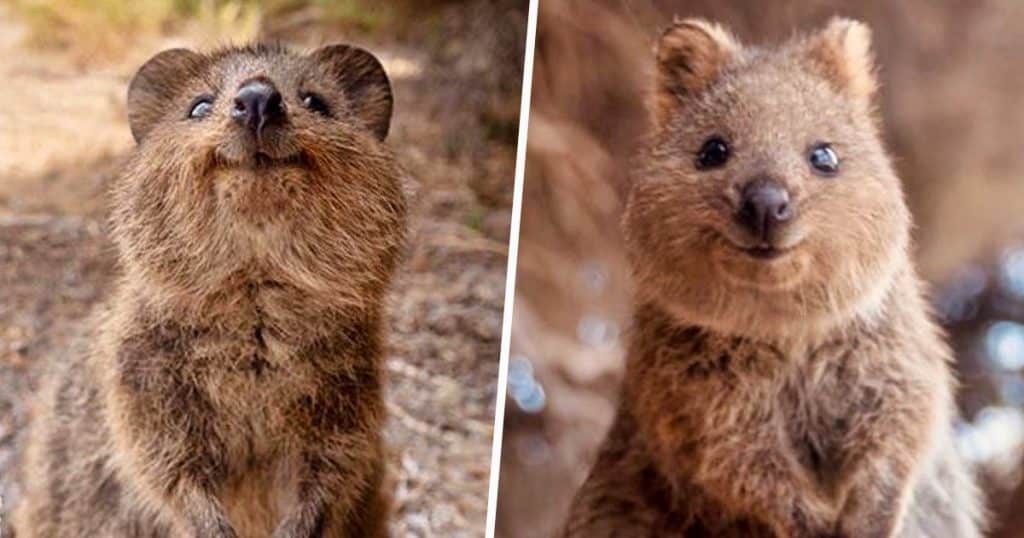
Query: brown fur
[
  {"left": 564, "top": 18, "right": 984, "bottom": 537},
  {"left": 14, "top": 43, "right": 406, "bottom": 537}
]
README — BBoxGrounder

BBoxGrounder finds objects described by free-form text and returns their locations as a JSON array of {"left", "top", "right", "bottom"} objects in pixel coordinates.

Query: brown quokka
[
  {"left": 564, "top": 18, "right": 985, "bottom": 537},
  {"left": 13, "top": 43, "right": 406, "bottom": 537}
]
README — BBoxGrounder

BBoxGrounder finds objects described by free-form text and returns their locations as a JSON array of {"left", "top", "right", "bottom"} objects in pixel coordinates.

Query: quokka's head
[
  {"left": 625, "top": 18, "right": 911, "bottom": 339},
  {"left": 112, "top": 44, "right": 407, "bottom": 307}
]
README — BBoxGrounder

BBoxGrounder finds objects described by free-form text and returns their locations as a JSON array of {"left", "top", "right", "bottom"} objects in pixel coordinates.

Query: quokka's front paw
[
  {"left": 189, "top": 519, "right": 238, "bottom": 538},
  {"left": 271, "top": 511, "right": 325, "bottom": 538},
  {"left": 833, "top": 516, "right": 900, "bottom": 538},
  {"left": 779, "top": 495, "right": 841, "bottom": 538}
]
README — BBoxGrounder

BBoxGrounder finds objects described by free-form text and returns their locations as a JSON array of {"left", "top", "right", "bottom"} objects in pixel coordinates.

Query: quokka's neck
[
  {"left": 628, "top": 258, "right": 934, "bottom": 358},
  {"left": 112, "top": 271, "right": 383, "bottom": 345}
]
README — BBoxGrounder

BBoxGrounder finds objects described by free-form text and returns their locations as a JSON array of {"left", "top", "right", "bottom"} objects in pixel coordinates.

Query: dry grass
[
  {"left": 6, "top": 0, "right": 396, "bottom": 61},
  {"left": 10, "top": 0, "right": 260, "bottom": 56}
]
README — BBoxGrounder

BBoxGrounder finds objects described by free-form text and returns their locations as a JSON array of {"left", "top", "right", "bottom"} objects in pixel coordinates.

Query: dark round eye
[
  {"left": 696, "top": 137, "right": 730, "bottom": 170},
  {"left": 302, "top": 93, "right": 330, "bottom": 116},
  {"left": 189, "top": 97, "right": 214, "bottom": 119},
  {"left": 809, "top": 144, "right": 840, "bottom": 176}
]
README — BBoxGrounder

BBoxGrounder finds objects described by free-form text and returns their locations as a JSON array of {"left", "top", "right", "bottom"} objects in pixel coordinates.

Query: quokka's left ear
[
  {"left": 309, "top": 44, "right": 393, "bottom": 141},
  {"left": 803, "top": 17, "right": 878, "bottom": 106},
  {"left": 653, "top": 18, "right": 742, "bottom": 126}
]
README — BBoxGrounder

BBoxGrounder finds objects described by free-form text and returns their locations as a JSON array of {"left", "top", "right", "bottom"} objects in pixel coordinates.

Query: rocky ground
[{"left": 0, "top": 2, "right": 524, "bottom": 536}]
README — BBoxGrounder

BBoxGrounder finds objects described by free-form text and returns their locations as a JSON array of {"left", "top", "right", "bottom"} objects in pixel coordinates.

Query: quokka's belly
[{"left": 221, "top": 463, "right": 293, "bottom": 538}]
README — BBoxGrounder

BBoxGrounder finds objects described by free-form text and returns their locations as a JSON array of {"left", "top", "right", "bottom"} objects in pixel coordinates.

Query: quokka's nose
[
  {"left": 737, "top": 179, "right": 793, "bottom": 240},
  {"left": 232, "top": 80, "right": 283, "bottom": 138}
]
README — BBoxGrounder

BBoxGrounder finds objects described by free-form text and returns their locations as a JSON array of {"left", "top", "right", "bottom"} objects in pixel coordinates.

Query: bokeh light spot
[{"left": 987, "top": 321, "right": 1024, "bottom": 371}]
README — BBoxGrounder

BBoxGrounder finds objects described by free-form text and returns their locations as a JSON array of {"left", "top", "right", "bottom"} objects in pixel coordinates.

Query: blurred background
[
  {"left": 497, "top": 0, "right": 1024, "bottom": 536},
  {"left": 0, "top": 0, "right": 525, "bottom": 536}
]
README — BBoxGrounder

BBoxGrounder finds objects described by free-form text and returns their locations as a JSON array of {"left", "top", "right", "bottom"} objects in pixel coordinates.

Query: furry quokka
[
  {"left": 563, "top": 18, "right": 985, "bottom": 537},
  {"left": 14, "top": 43, "right": 406, "bottom": 537}
]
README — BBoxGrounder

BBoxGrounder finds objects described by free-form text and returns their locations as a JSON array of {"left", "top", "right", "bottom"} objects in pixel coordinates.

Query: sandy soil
[{"left": 0, "top": 2, "right": 523, "bottom": 536}]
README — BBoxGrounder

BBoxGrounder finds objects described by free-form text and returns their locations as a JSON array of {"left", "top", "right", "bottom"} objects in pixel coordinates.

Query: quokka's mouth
[
  {"left": 741, "top": 245, "right": 792, "bottom": 260},
  {"left": 213, "top": 150, "right": 308, "bottom": 172},
  {"left": 711, "top": 231, "right": 800, "bottom": 261},
  {"left": 710, "top": 234, "right": 812, "bottom": 291},
  {"left": 250, "top": 151, "right": 306, "bottom": 169}
]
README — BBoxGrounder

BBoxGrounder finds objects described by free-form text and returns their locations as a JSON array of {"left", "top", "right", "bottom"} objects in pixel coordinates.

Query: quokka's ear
[
  {"left": 127, "top": 48, "right": 208, "bottom": 144},
  {"left": 309, "top": 44, "right": 393, "bottom": 141},
  {"left": 654, "top": 18, "right": 742, "bottom": 125},
  {"left": 803, "top": 17, "right": 877, "bottom": 105}
]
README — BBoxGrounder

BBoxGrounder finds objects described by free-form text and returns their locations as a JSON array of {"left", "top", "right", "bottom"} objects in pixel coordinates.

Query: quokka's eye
[
  {"left": 301, "top": 93, "right": 330, "bottom": 116},
  {"left": 189, "top": 97, "right": 214, "bottom": 119},
  {"left": 809, "top": 143, "right": 840, "bottom": 176},
  {"left": 696, "top": 137, "right": 730, "bottom": 170}
]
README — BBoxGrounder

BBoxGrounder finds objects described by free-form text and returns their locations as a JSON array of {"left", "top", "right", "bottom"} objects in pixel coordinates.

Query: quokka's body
[
  {"left": 564, "top": 18, "right": 985, "bottom": 537},
  {"left": 15, "top": 43, "right": 406, "bottom": 537}
]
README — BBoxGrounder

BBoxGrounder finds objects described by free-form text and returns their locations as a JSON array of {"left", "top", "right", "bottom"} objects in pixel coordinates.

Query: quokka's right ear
[
  {"left": 127, "top": 48, "right": 207, "bottom": 143},
  {"left": 654, "top": 18, "right": 741, "bottom": 125},
  {"left": 309, "top": 44, "right": 393, "bottom": 141},
  {"left": 802, "top": 18, "right": 877, "bottom": 107}
]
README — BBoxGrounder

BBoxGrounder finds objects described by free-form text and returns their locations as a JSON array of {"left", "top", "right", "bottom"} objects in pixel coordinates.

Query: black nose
[
  {"left": 737, "top": 180, "right": 793, "bottom": 240},
  {"left": 232, "top": 80, "right": 283, "bottom": 138}
]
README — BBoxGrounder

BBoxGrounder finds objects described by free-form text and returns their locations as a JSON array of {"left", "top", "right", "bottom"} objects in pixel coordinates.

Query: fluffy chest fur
[
  {"left": 102, "top": 286, "right": 384, "bottom": 462},
  {"left": 624, "top": 302, "right": 945, "bottom": 511}
]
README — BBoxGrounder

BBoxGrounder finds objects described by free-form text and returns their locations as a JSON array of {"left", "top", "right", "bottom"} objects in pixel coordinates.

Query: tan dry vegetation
[
  {"left": 0, "top": 1, "right": 525, "bottom": 536},
  {"left": 5, "top": 0, "right": 403, "bottom": 61},
  {"left": 497, "top": 1, "right": 1024, "bottom": 537}
]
